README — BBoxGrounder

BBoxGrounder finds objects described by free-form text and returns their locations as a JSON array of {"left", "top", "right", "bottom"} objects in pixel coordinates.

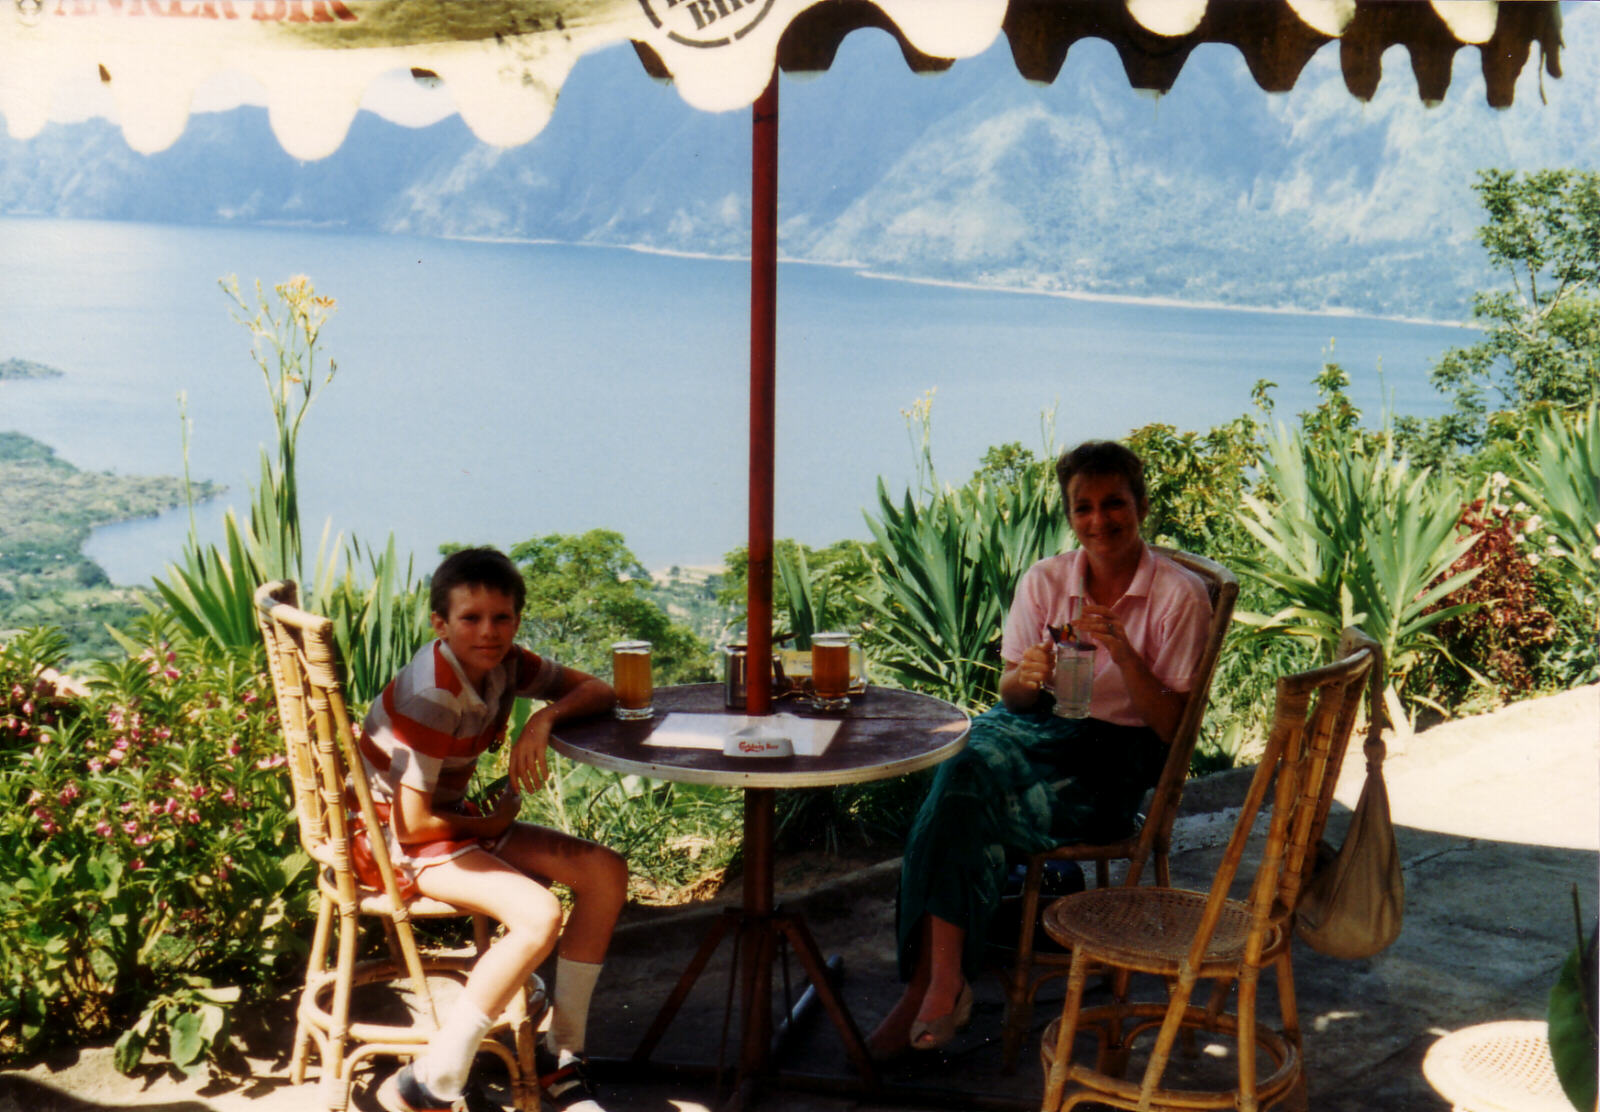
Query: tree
[
  {"left": 1399, "top": 170, "right": 1600, "bottom": 469},
  {"left": 507, "top": 530, "right": 711, "bottom": 684}
]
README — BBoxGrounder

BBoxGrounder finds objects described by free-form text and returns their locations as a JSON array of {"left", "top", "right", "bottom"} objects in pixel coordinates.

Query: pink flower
[
  {"left": 241, "top": 691, "right": 259, "bottom": 705},
  {"left": 106, "top": 749, "right": 124, "bottom": 765},
  {"left": 114, "top": 738, "right": 129, "bottom": 751},
  {"left": 58, "top": 783, "right": 80, "bottom": 806},
  {"left": 227, "top": 741, "right": 242, "bottom": 756},
  {"left": 94, "top": 821, "right": 113, "bottom": 838},
  {"left": 164, "top": 669, "right": 181, "bottom": 681},
  {"left": 20, "top": 700, "right": 33, "bottom": 716},
  {"left": 130, "top": 858, "right": 145, "bottom": 871},
  {"left": 122, "top": 821, "right": 138, "bottom": 835},
  {"left": 164, "top": 798, "right": 180, "bottom": 815},
  {"left": 221, "top": 788, "right": 236, "bottom": 804},
  {"left": 191, "top": 785, "right": 206, "bottom": 800},
  {"left": 9, "top": 684, "right": 23, "bottom": 700},
  {"left": 187, "top": 810, "right": 201, "bottom": 825},
  {"left": 256, "top": 754, "right": 285, "bottom": 770},
  {"left": 133, "top": 833, "right": 152, "bottom": 846},
  {"left": 87, "top": 758, "right": 104, "bottom": 773}
]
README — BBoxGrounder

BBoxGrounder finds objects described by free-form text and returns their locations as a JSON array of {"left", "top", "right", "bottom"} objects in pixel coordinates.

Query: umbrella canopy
[{"left": 1, "top": 1, "right": 1563, "bottom": 160}]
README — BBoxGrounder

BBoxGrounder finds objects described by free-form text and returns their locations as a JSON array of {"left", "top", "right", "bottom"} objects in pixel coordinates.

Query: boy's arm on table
[{"left": 510, "top": 665, "right": 616, "bottom": 792}]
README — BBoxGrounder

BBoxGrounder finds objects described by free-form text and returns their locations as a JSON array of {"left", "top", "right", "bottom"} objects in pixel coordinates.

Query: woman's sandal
[{"left": 908, "top": 980, "right": 973, "bottom": 1051}]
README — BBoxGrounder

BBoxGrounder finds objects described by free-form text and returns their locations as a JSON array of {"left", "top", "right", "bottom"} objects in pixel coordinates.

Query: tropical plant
[
  {"left": 153, "top": 277, "right": 432, "bottom": 704},
  {"left": 0, "top": 616, "right": 308, "bottom": 1072},
  {"left": 1424, "top": 484, "right": 1557, "bottom": 706},
  {"left": 862, "top": 458, "right": 1063, "bottom": 711},
  {"left": 1513, "top": 402, "right": 1600, "bottom": 682},
  {"left": 1237, "top": 422, "right": 1483, "bottom": 727}
]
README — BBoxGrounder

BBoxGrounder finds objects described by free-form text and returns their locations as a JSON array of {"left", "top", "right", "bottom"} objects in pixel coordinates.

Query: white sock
[
  {"left": 416, "top": 997, "right": 493, "bottom": 1099},
  {"left": 544, "top": 956, "right": 603, "bottom": 1056}
]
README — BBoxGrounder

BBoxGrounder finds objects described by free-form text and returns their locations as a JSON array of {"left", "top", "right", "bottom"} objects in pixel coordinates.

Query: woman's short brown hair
[{"left": 1055, "top": 440, "right": 1148, "bottom": 509}]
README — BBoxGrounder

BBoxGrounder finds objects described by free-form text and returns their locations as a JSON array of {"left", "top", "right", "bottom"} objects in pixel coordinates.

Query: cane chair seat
[
  {"left": 254, "top": 580, "right": 541, "bottom": 1112},
  {"left": 1039, "top": 628, "right": 1381, "bottom": 1112},
  {"left": 1001, "top": 548, "right": 1239, "bottom": 1072},
  {"left": 1041, "top": 887, "right": 1277, "bottom": 973}
]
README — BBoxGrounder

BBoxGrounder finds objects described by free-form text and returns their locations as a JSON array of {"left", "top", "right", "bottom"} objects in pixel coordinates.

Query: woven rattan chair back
[
  {"left": 1000, "top": 547, "right": 1239, "bottom": 1071},
  {"left": 1039, "top": 627, "right": 1378, "bottom": 1112},
  {"left": 254, "top": 581, "right": 538, "bottom": 1112}
]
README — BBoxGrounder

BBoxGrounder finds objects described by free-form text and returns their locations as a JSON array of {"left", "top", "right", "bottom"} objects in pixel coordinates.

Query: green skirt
[{"left": 895, "top": 704, "right": 1165, "bottom": 980}]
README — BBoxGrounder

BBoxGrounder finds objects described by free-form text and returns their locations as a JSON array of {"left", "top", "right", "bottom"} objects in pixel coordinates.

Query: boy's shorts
[{"left": 349, "top": 796, "right": 513, "bottom": 902}]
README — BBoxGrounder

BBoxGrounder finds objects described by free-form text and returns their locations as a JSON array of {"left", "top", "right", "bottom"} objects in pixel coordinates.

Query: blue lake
[{"left": 0, "top": 218, "right": 1468, "bottom": 584}]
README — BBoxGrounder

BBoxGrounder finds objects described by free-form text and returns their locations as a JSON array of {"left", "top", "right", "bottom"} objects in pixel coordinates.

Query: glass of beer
[
  {"left": 810, "top": 632, "right": 852, "bottom": 712},
  {"left": 612, "top": 640, "right": 653, "bottom": 720}
]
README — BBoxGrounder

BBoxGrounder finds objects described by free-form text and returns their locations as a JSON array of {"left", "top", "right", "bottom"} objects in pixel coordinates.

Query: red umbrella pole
[{"left": 746, "top": 71, "right": 778, "bottom": 718}]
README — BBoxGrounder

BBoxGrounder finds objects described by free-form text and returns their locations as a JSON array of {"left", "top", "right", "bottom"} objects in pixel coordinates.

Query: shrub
[{"left": 0, "top": 618, "right": 309, "bottom": 1072}]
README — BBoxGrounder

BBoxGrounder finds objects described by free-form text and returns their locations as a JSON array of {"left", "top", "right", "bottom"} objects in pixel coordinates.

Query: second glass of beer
[
  {"left": 810, "top": 632, "right": 852, "bottom": 712},
  {"left": 612, "top": 640, "right": 653, "bottom": 720}
]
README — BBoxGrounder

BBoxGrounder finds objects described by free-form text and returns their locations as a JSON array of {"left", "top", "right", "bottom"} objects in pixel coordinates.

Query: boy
[{"left": 363, "top": 547, "right": 628, "bottom": 1112}]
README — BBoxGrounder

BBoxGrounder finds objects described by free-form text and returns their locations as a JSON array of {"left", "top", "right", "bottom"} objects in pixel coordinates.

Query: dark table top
[{"left": 550, "top": 683, "right": 970, "bottom": 789}]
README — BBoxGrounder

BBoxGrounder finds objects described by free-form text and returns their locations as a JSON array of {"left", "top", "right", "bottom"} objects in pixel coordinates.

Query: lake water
[{"left": 0, "top": 218, "right": 1468, "bottom": 584}]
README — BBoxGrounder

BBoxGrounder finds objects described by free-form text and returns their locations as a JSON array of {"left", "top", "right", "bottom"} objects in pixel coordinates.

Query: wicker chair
[
  {"left": 1000, "top": 548, "right": 1238, "bottom": 1072},
  {"left": 253, "top": 580, "right": 542, "bottom": 1112},
  {"left": 1038, "top": 627, "right": 1378, "bottom": 1112}
]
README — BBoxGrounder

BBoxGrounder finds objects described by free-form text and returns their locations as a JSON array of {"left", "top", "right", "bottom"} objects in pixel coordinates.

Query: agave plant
[
  {"left": 862, "top": 463, "right": 1063, "bottom": 710},
  {"left": 1237, "top": 422, "right": 1482, "bottom": 727},
  {"left": 1515, "top": 403, "right": 1600, "bottom": 608}
]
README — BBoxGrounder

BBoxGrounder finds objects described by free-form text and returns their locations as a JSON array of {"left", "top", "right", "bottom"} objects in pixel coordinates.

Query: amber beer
[
  {"left": 810, "top": 632, "right": 851, "bottom": 712},
  {"left": 612, "top": 640, "right": 653, "bottom": 720}
]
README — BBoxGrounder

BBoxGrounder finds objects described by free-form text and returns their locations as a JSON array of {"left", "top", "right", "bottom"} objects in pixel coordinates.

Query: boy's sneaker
[
  {"left": 535, "top": 1044, "right": 605, "bottom": 1111},
  {"left": 376, "top": 1064, "right": 460, "bottom": 1112}
]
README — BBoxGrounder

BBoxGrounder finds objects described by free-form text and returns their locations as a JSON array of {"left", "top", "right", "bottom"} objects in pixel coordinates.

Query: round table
[{"left": 552, "top": 683, "right": 970, "bottom": 1107}]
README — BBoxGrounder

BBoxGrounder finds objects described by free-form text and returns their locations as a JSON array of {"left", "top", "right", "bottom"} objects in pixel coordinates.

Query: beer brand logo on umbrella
[{"left": 636, "top": 0, "right": 777, "bottom": 49}]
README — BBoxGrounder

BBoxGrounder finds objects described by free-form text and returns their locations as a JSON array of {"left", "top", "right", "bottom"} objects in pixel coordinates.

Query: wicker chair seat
[{"left": 1043, "top": 887, "right": 1285, "bottom": 973}]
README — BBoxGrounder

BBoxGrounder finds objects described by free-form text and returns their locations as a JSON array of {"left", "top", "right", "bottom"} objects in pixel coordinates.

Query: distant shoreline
[{"left": 445, "top": 233, "right": 1477, "bottom": 332}]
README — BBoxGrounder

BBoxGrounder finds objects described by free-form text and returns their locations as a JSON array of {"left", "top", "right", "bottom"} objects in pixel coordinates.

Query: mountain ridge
[{"left": 3, "top": 13, "right": 1596, "bottom": 321}]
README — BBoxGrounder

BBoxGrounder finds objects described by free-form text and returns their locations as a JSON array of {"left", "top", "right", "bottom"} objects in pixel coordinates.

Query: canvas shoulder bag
[{"left": 1295, "top": 729, "right": 1405, "bottom": 959}]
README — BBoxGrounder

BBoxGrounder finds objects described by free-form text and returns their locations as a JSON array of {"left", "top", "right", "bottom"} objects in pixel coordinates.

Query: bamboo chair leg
[
  {"left": 1043, "top": 951, "right": 1092, "bottom": 1112},
  {"left": 326, "top": 902, "right": 361, "bottom": 1112},
  {"left": 1094, "top": 859, "right": 1110, "bottom": 888},
  {"left": 1002, "top": 857, "right": 1047, "bottom": 1073},
  {"left": 1275, "top": 949, "right": 1303, "bottom": 1055},
  {"left": 1136, "top": 969, "right": 1199, "bottom": 1111},
  {"left": 1235, "top": 964, "right": 1262, "bottom": 1112},
  {"left": 293, "top": 893, "right": 335, "bottom": 1085}
]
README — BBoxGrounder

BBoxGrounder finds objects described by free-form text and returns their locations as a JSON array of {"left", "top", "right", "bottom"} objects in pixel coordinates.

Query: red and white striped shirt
[{"left": 360, "top": 639, "right": 563, "bottom": 807}]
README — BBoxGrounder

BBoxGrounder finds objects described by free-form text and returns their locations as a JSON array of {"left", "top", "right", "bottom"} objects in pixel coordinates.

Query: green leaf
[
  {"left": 113, "top": 1026, "right": 149, "bottom": 1075},
  {"left": 169, "top": 1010, "right": 206, "bottom": 1069},
  {"left": 1550, "top": 931, "right": 1599, "bottom": 1112}
]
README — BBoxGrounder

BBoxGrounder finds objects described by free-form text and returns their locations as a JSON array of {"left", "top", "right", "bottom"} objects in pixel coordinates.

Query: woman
[{"left": 867, "top": 440, "right": 1212, "bottom": 1056}]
